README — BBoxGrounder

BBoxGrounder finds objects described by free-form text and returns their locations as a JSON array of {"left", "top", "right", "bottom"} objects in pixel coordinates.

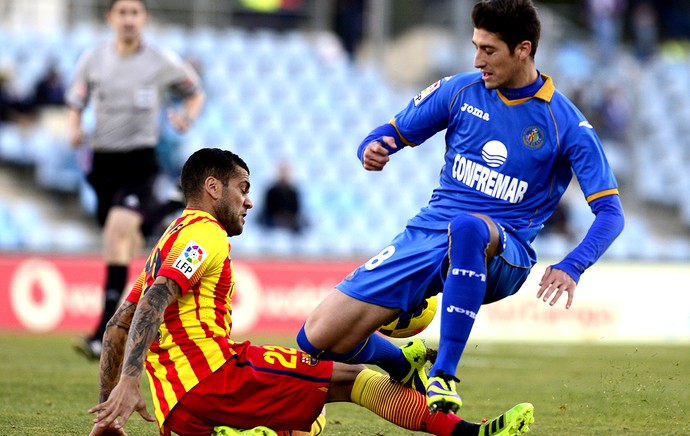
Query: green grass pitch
[{"left": 0, "top": 334, "right": 688, "bottom": 435}]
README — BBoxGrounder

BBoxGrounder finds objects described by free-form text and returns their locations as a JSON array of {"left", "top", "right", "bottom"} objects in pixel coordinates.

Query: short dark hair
[
  {"left": 472, "top": 0, "right": 541, "bottom": 58},
  {"left": 109, "top": 0, "right": 146, "bottom": 10},
  {"left": 180, "top": 148, "right": 250, "bottom": 201}
]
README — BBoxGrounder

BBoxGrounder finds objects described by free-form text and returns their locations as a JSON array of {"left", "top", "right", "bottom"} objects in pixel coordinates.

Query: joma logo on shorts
[
  {"left": 446, "top": 305, "right": 477, "bottom": 319},
  {"left": 460, "top": 102, "right": 490, "bottom": 121}
]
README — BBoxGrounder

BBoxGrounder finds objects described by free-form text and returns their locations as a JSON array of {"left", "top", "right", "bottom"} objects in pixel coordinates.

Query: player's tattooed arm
[
  {"left": 120, "top": 277, "right": 182, "bottom": 379},
  {"left": 99, "top": 301, "right": 136, "bottom": 403}
]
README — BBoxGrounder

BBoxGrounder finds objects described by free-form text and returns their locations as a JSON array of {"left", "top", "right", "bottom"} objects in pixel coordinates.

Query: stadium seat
[
  {"left": 0, "top": 125, "right": 29, "bottom": 164},
  {"left": 0, "top": 200, "right": 21, "bottom": 250}
]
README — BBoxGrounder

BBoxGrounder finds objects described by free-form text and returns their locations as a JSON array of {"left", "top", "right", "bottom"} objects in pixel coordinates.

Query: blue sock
[
  {"left": 431, "top": 215, "right": 489, "bottom": 378},
  {"left": 297, "top": 326, "right": 409, "bottom": 380}
]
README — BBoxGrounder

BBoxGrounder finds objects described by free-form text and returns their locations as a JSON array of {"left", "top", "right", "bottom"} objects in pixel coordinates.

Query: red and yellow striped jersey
[{"left": 125, "top": 208, "right": 236, "bottom": 428}]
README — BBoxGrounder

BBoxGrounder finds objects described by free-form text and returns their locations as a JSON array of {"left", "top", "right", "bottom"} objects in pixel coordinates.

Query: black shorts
[{"left": 86, "top": 147, "right": 167, "bottom": 236}]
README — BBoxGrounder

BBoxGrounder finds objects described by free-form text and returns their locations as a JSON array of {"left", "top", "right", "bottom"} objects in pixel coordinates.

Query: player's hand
[
  {"left": 88, "top": 377, "right": 155, "bottom": 431},
  {"left": 167, "top": 108, "right": 194, "bottom": 133},
  {"left": 68, "top": 129, "right": 84, "bottom": 148},
  {"left": 362, "top": 136, "right": 397, "bottom": 171},
  {"left": 537, "top": 266, "right": 576, "bottom": 309},
  {"left": 88, "top": 421, "right": 128, "bottom": 436}
]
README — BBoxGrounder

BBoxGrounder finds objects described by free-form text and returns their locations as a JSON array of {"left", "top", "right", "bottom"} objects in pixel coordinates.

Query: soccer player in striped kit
[
  {"left": 66, "top": 0, "right": 205, "bottom": 360},
  {"left": 297, "top": 0, "right": 624, "bottom": 423},
  {"left": 88, "top": 148, "right": 527, "bottom": 436}
]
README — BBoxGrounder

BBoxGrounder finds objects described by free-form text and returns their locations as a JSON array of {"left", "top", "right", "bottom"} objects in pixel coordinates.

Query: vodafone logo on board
[{"left": 7, "top": 258, "right": 103, "bottom": 332}]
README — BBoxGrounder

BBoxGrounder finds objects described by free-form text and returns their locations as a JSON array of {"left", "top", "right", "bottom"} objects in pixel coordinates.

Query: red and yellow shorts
[{"left": 163, "top": 340, "right": 333, "bottom": 436}]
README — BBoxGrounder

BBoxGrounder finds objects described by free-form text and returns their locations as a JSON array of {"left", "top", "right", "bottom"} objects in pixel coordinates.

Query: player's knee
[
  {"left": 333, "top": 361, "right": 367, "bottom": 381},
  {"left": 328, "top": 363, "right": 368, "bottom": 402},
  {"left": 298, "top": 326, "right": 369, "bottom": 362},
  {"left": 297, "top": 325, "right": 321, "bottom": 357},
  {"left": 335, "top": 362, "right": 367, "bottom": 384},
  {"left": 448, "top": 214, "right": 491, "bottom": 249}
]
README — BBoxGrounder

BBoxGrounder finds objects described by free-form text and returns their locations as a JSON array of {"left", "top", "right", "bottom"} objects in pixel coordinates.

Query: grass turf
[{"left": 0, "top": 334, "right": 688, "bottom": 435}]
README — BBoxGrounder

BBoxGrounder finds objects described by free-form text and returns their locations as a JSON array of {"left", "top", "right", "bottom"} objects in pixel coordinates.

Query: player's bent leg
[
  {"left": 428, "top": 214, "right": 495, "bottom": 412},
  {"left": 478, "top": 403, "right": 534, "bottom": 436},
  {"left": 298, "top": 326, "right": 430, "bottom": 384},
  {"left": 300, "top": 289, "right": 396, "bottom": 353},
  {"left": 298, "top": 290, "right": 429, "bottom": 382}
]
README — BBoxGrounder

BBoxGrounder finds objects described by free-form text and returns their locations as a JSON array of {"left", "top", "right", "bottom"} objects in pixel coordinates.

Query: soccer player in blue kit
[{"left": 296, "top": 0, "right": 625, "bottom": 426}]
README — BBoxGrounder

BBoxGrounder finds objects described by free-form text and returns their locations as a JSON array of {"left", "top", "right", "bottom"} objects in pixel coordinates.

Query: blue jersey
[{"left": 391, "top": 73, "right": 619, "bottom": 260}]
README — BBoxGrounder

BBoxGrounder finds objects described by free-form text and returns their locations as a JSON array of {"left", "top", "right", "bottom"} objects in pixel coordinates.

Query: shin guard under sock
[{"left": 431, "top": 215, "right": 490, "bottom": 378}]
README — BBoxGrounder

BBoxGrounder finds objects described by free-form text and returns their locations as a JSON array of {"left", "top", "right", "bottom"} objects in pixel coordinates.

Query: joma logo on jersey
[{"left": 460, "top": 102, "right": 490, "bottom": 121}]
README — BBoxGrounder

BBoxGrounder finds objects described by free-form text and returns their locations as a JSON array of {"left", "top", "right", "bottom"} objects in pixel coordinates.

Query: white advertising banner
[{"left": 417, "top": 261, "right": 690, "bottom": 344}]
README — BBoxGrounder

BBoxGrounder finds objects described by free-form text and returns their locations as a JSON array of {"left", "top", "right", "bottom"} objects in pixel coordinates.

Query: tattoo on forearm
[
  {"left": 99, "top": 301, "right": 136, "bottom": 402},
  {"left": 121, "top": 279, "right": 179, "bottom": 378}
]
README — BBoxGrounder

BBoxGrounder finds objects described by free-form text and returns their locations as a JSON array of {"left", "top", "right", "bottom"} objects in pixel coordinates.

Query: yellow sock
[
  {"left": 350, "top": 368, "right": 427, "bottom": 430},
  {"left": 350, "top": 368, "right": 461, "bottom": 435}
]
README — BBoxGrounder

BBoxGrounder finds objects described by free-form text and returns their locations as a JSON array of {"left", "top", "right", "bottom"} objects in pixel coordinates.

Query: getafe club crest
[{"left": 522, "top": 125, "right": 545, "bottom": 149}]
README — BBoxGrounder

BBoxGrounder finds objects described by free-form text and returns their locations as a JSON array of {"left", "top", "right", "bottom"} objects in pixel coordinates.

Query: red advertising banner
[
  {"left": 0, "top": 255, "right": 360, "bottom": 335},
  {"left": 5, "top": 255, "right": 688, "bottom": 343}
]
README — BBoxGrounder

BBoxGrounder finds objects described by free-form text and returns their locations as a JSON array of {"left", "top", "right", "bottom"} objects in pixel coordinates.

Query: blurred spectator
[
  {"left": 334, "top": 0, "right": 365, "bottom": 60},
  {"left": 584, "top": 0, "right": 627, "bottom": 64},
  {"left": 32, "top": 64, "right": 66, "bottom": 108},
  {"left": 630, "top": 1, "right": 659, "bottom": 63},
  {"left": 0, "top": 70, "right": 36, "bottom": 125},
  {"left": 260, "top": 160, "right": 304, "bottom": 233},
  {"left": 597, "top": 84, "right": 631, "bottom": 143},
  {"left": 0, "top": 72, "right": 13, "bottom": 123}
]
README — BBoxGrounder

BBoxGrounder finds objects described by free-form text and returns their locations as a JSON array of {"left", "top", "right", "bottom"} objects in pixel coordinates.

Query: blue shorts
[{"left": 336, "top": 224, "right": 534, "bottom": 313}]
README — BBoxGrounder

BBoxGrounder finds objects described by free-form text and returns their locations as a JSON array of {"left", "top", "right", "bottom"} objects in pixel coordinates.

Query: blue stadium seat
[
  {"left": 0, "top": 200, "right": 21, "bottom": 250},
  {"left": 52, "top": 222, "right": 98, "bottom": 252},
  {"left": 11, "top": 200, "right": 52, "bottom": 250},
  {"left": 0, "top": 125, "right": 29, "bottom": 164},
  {"left": 34, "top": 139, "right": 82, "bottom": 192}
]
